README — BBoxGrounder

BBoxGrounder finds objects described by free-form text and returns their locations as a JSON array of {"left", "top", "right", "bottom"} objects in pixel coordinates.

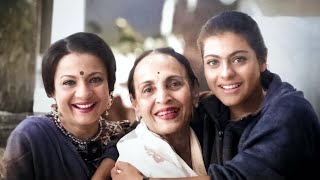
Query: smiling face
[
  {"left": 203, "top": 32, "right": 266, "bottom": 113},
  {"left": 131, "top": 53, "right": 193, "bottom": 138},
  {"left": 52, "top": 53, "right": 110, "bottom": 133}
]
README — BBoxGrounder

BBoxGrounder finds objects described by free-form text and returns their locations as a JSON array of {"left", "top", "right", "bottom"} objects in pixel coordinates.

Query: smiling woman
[
  {"left": 108, "top": 47, "right": 206, "bottom": 178},
  {"left": 2, "top": 32, "right": 131, "bottom": 180}
]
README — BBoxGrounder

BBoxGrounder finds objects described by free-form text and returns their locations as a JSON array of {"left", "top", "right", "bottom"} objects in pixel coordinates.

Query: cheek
[
  {"left": 204, "top": 69, "right": 217, "bottom": 85},
  {"left": 138, "top": 100, "right": 152, "bottom": 115}
]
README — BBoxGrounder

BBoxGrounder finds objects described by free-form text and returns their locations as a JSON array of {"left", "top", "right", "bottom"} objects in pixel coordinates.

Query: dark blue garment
[
  {"left": 3, "top": 115, "right": 118, "bottom": 180},
  {"left": 191, "top": 70, "right": 320, "bottom": 180}
]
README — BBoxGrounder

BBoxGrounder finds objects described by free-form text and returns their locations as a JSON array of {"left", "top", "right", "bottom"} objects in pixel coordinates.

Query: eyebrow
[
  {"left": 204, "top": 50, "right": 249, "bottom": 59},
  {"left": 60, "top": 72, "right": 104, "bottom": 79},
  {"left": 137, "top": 80, "right": 153, "bottom": 89}
]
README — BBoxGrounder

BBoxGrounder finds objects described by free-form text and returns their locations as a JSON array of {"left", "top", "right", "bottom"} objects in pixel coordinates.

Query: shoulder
[
  {"left": 248, "top": 90, "right": 320, "bottom": 148},
  {"left": 261, "top": 71, "right": 318, "bottom": 127},
  {"left": 118, "top": 123, "right": 143, "bottom": 143},
  {"left": 9, "top": 115, "right": 52, "bottom": 136},
  {"left": 3, "top": 116, "right": 51, "bottom": 165},
  {"left": 5, "top": 115, "right": 55, "bottom": 152},
  {"left": 263, "top": 90, "right": 318, "bottom": 127}
]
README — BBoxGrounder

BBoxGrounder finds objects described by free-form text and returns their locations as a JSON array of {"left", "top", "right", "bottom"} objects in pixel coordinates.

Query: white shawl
[{"left": 117, "top": 122, "right": 207, "bottom": 178}]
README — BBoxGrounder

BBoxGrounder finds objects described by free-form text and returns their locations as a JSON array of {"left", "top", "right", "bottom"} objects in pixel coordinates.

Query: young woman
[
  {"left": 111, "top": 11, "right": 320, "bottom": 180},
  {"left": 2, "top": 32, "right": 130, "bottom": 180}
]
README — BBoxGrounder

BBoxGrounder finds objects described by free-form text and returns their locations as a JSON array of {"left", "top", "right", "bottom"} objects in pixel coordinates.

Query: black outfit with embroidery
[{"left": 3, "top": 115, "right": 130, "bottom": 180}]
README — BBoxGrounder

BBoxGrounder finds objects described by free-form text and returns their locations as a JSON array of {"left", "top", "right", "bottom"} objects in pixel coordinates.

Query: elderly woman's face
[
  {"left": 52, "top": 53, "right": 110, "bottom": 130},
  {"left": 131, "top": 53, "right": 193, "bottom": 137}
]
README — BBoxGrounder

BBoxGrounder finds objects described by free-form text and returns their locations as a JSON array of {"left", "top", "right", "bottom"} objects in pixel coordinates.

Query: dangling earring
[
  {"left": 105, "top": 92, "right": 114, "bottom": 117},
  {"left": 51, "top": 103, "right": 60, "bottom": 122},
  {"left": 137, "top": 116, "right": 142, "bottom": 122}
]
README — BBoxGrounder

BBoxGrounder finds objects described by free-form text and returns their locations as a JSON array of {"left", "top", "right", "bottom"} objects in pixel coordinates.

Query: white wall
[
  {"left": 239, "top": 0, "right": 320, "bottom": 118},
  {"left": 33, "top": 0, "right": 86, "bottom": 113}
]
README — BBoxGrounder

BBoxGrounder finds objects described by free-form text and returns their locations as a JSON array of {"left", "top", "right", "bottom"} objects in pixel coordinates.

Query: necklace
[{"left": 52, "top": 115, "right": 103, "bottom": 150}]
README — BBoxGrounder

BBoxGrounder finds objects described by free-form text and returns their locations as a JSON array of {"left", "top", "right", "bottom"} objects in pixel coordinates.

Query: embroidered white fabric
[{"left": 117, "top": 121, "right": 207, "bottom": 178}]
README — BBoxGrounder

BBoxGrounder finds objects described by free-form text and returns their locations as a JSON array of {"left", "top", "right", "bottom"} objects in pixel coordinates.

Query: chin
[{"left": 219, "top": 98, "right": 239, "bottom": 107}]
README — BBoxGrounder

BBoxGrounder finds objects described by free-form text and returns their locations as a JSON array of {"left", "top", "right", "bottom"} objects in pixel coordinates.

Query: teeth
[
  {"left": 157, "top": 109, "right": 177, "bottom": 116},
  {"left": 76, "top": 103, "right": 94, "bottom": 109},
  {"left": 221, "top": 84, "right": 240, "bottom": 89}
]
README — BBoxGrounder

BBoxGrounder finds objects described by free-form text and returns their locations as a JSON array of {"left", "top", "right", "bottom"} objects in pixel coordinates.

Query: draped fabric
[{"left": 117, "top": 121, "right": 207, "bottom": 178}]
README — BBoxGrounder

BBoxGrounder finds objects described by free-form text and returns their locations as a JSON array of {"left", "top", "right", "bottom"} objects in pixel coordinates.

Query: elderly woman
[
  {"left": 2, "top": 32, "right": 130, "bottom": 180},
  {"left": 94, "top": 47, "right": 205, "bottom": 179}
]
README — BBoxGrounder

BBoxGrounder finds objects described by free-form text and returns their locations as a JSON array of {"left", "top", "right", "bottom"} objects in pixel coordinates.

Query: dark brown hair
[
  {"left": 41, "top": 32, "right": 116, "bottom": 97},
  {"left": 197, "top": 11, "right": 268, "bottom": 64}
]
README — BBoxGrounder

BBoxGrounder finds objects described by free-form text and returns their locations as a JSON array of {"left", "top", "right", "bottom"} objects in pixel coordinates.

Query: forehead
[
  {"left": 203, "top": 32, "right": 252, "bottom": 56},
  {"left": 55, "top": 53, "right": 106, "bottom": 75},
  {"left": 134, "top": 53, "right": 187, "bottom": 82}
]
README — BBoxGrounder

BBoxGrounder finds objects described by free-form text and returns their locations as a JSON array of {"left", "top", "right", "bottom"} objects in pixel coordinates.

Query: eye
[
  {"left": 168, "top": 80, "right": 182, "bottom": 90},
  {"left": 206, "top": 59, "right": 219, "bottom": 66},
  {"left": 62, "top": 80, "right": 75, "bottom": 86},
  {"left": 233, "top": 57, "right": 246, "bottom": 63},
  {"left": 142, "top": 86, "right": 153, "bottom": 94},
  {"left": 90, "top": 77, "right": 103, "bottom": 83}
]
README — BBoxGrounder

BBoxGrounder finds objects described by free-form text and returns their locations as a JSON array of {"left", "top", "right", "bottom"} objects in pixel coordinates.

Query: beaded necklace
[{"left": 52, "top": 115, "right": 103, "bottom": 151}]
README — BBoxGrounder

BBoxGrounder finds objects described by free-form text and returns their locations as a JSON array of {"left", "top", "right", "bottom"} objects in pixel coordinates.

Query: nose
[
  {"left": 75, "top": 83, "right": 93, "bottom": 99},
  {"left": 155, "top": 87, "right": 171, "bottom": 104},
  {"left": 220, "top": 62, "right": 235, "bottom": 79}
]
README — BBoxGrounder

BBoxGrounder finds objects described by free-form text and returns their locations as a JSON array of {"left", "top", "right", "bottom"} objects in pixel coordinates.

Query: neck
[
  {"left": 161, "top": 125, "right": 192, "bottom": 167},
  {"left": 59, "top": 117, "right": 100, "bottom": 140},
  {"left": 230, "top": 87, "right": 265, "bottom": 121}
]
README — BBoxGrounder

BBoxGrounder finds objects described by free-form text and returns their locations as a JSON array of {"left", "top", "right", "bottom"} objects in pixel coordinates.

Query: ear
[
  {"left": 260, "top": 62, "right": 267, "bottom": 72},
  {"left": 191, "top": 84, "right": 200, "bottom": 107},
  {"left": 108, "top": 91, "right": 114, "bottom": 106},
  {"left": 50, "top": 93, "right": 56, "bottom": 100},
  {"left": 130, "top": 94, "right": 139, "bottom": 112}
]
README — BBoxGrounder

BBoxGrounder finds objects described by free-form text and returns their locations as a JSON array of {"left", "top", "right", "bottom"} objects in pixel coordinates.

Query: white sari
[{"left": 117, "top": 121, "right": 207, "bottom": 178}]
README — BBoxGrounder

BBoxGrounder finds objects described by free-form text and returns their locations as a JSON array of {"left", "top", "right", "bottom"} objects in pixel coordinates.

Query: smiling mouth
[
  {"left": 220, "top": 83, "right": 241, "bottom": 90},
  {"left": 73, "top": 103, "right": 96, "bottom": 109},
  {"left": 155, "top": 108, "right": 179, "bottom": 116}
]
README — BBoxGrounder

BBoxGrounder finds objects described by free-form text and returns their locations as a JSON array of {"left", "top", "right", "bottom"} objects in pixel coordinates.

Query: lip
[
  {"left": 219, "top": 82, "right": 241, "bottom": 94},
  {"left": 72, "top": 102, "right": 96, "bottom": 113},
  {"left": 154, "top": 107, "right": 180, "bottom": 120}
]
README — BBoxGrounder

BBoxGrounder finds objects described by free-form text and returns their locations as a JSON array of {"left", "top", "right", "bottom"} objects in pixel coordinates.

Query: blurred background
[{"left": 0, "top": 0, "right": 319, "bottom": 150}]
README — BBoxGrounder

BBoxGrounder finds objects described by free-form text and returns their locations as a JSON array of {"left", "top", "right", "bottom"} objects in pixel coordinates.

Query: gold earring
[
  {"left": 51, "top": 103, "right": 60, "bottom": 121},
  {"left": 109, "top": 92, "right": 114, "bottom": 105},
  {"left": 105, "top": 92, "right": 114, "bottom": 117}
]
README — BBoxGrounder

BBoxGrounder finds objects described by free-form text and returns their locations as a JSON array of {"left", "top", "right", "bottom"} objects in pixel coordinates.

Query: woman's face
[
  {"left": 132, "top": 53, "right": 193, "bottom": 137},
  {"left": 202, "top": 32, "right": 266, "bottom": 108},
  {"left": 52, "top": 53, "right": 110, "bottom": 129}
]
